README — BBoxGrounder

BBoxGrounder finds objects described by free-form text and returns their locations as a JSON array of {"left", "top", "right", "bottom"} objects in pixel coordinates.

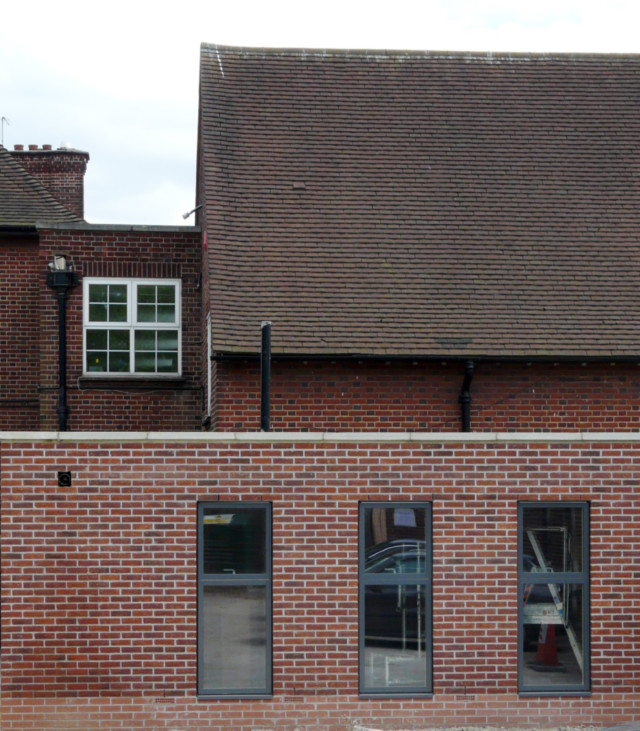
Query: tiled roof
[
  {"left": 199, "top": 46, "right": 640, "bottom": 358},
  {"left": 0, "top": 145, "right": 82, "bottom": 225}
]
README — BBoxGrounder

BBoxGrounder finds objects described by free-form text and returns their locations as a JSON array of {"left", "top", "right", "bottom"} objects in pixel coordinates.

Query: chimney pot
[
  {"left": 43, "top": 144, "right": 52, "bottom": 151},
  {"left": 28, "top": 144, "right": 38, "bottom": 150},
  {"left": 14, "top": 144, "right": 23, "bottom": 151}
]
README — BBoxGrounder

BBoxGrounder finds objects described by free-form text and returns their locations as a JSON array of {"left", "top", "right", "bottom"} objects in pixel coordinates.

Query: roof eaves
[{"left": 211, "top": 350, "right": 640, "bottom": 364}]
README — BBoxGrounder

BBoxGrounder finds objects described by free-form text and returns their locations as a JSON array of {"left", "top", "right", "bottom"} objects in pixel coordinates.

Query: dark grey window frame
[
  {"left": 197, "top": 501, "right": 272, "bottom": 697},
  {"left": 359, "top": 501, "right": 433, "bottom": 696},
  {"left": 518, "top": 501, "right": 590, "bottom": 695}
]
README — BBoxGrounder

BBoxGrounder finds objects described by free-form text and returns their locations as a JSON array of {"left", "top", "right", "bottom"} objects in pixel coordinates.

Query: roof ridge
[{"left": 201, "top": 43, "right": 640, "bottom": 62}]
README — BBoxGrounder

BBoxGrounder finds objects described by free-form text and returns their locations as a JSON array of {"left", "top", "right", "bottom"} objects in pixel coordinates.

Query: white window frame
[{"left": 83, "top": 277, "right": 182, "bottom": 377}]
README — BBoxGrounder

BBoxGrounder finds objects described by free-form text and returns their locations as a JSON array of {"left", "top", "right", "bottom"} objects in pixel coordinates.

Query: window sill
[
  {"left": 78, "top": 375, "right": 187, "bottom": 390},
  {"left": 197, "top": 693, "right": 273, "bottom": 701},
  {"left": 518, "top": 690, "right": 591, "bottom": 697},
  {"left": 359, "top": 692, "right": 433, "bottom": 699}
]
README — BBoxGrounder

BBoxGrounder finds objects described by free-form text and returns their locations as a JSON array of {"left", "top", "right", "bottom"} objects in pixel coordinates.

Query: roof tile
[{"left": 199, "top": 47, "right": 640, "bottom": 358}]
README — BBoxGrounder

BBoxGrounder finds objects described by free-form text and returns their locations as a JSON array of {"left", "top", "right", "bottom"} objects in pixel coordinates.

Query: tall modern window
[
  {"left": 360, "top": 502, "right": 432, "bottom": 694},
  {"left": 198, "top": 503, "right": 272, "bottom": 696},
  {"left": 519, "top": 502, "right": 589, "bottom": 693}
]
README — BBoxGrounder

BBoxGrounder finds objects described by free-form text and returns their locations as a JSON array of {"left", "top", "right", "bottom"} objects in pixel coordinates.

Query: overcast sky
[{"left": 2, "top": 0, "right": 639, "bottom": 225}]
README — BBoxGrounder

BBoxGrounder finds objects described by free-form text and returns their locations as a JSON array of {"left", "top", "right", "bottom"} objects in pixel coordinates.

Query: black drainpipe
[
  {"left": 260, "top": 321, "right": 272, "bottom": 431},
  {"left": 458, "top": 360, "right": 475, "bottom": 432},
  {"left": 46, "top": 258, "right": 79, "bottom": 431}
]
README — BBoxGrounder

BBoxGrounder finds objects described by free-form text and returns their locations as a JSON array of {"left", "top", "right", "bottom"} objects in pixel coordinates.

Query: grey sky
[{"left": 2, "top": 0, "right": 639, "bottom": 225}]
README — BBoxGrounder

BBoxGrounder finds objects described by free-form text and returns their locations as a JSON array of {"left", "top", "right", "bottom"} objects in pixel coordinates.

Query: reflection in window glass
[
  {"left": 198, "top": 503, "right": 271, "bottom": 696},
  {"left": 521, "top": 583, "right": 586, "bottom": 688},
  {"left": 364, "top": 506, "right": 427, "bottom": 574},
  {"left": 202, "top": 507, "right": 267, "bottom": 575},
  {"left": 360, "top": 504, "right": 431, "bottom": 694},
  {"left": 522, "top": 505, "right": 584, "bottom": 573},
  {"left": 519, "top": 503, "right": 589, "bottom": 693},
  {"left": 201, "top": 586, "right": 267, "bottom": 692},
  {"left": 363, "top": 584, "right": 428, "bottom": 690}
]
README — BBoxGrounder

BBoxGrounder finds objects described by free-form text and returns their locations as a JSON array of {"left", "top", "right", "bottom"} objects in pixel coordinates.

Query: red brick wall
[
  {"left": 2, "top": 436, "right": 640, "bottom": 728},
  {"left": 213, "top": 359, "right": 640, "bottom": 432},
  {"left": 0, "top": 236, "right": 40, "bottom": 429},
  {"left": 38, "top": 226, "right": 203, "bottom": 431},
  {"left": 11, "top": 146, "right": 89, "bottom": 219}
]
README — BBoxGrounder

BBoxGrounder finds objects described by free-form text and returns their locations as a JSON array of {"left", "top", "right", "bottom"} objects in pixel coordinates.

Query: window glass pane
[
  {"left": 157, "top": 285, "right": 175, "bottom": 304},
  {"left": 363, "top": 583, "right": 428, "bottom": 689},
  {"left": 137, "top": 304, "right": 156, "bottom": 322},
  {"left": 135, "top": 330, "right": 156, "bottom": 350},
  {"left": 157, "top": 305, "right": 176, "bottom": 323},
  {"left": 109, "top": 330, "right": 130, "bottom": 350},
  {"left": 363, "top": 506, "right": 427, "bottom": 574},
  {"left": 137, "top": 285, "right": 156, "bottom": 304},
  {"left": 203, "top": 507, "right": 267, "bottom": 574},
  {"left": 108, "top": 352, "right": 130, "bottom": 372},
  {"left": 521, "top": 583, "right": 586, "bottom": 689},
  {"left": 157, "top": 353, "right": 178, "bottom": 373},
  {"left": 157, "top": 330, "right": 178, "bottom": 350},
  {"left": 86, "top": 330, "right": 108, "bottom": 349},
  {"left": 135, "top": 352, "right": 156, "bottom": 372},
  {"left": 89, "top": 304, "right": 108, "bottom": 322},
  {"left": 109, "top": 304, "right": 127, "bottom": 323},
  {"left": 89, "top": 284, "right": 108, "bottom": 302},
  {"left": 201, "top": 585, "right": 267, "bottom": 692},
  {"left": 109, "top": 285, "right": 127, "bottom": 303},
  {"left": 86, "top": 351, "right": 107, "bottom": 372},
  {"left": 522, "top": 505, "right": 584, "bottom": 573}
]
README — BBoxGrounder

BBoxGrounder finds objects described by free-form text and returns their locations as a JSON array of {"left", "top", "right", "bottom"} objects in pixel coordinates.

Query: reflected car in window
[{"left": 364, "top": 540, "right": 427, "bottom": 647}]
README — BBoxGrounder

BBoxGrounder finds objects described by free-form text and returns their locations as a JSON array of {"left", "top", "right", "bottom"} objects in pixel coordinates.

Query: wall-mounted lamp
[
  {"left": 182, "top": 204, "right": 203, "bottom": 219},
  {"left": 46, "top": 254, "right": 78, "bottom": 288},
  {"left": 46, "top": 254, "right": 78, "bottom": 431}
]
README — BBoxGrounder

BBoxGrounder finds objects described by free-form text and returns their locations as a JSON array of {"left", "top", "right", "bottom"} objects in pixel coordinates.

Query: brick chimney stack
[{"left": 10, "top": 144, "right": 90, "bottom": 220}]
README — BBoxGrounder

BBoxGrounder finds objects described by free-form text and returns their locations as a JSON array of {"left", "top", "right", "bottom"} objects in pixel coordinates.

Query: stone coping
[
  {"left": 36, "top": 222, "right": 200, "bottom": 233},
  {"left": 2, "top": 431, "right": 640, "bottom": 443}
]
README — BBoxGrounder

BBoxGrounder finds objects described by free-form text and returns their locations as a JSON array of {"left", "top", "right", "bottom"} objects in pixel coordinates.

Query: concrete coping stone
[
  {"left": 36, "top": 222, "right": 200, "bottom": 233},
  {"left": 2, "top": 431, "right": 640, "bottom": 443}
]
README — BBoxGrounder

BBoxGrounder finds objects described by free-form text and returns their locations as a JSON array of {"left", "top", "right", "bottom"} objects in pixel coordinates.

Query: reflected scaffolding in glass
[
  {"left": 201, "top": 585, "right": 267, "bottom": 692},
  {"left": 521, "top": 583, "right": 586, "bottom": 688},
  {"left": 522, "top": 505, "right": 584, "bottom": 573}
]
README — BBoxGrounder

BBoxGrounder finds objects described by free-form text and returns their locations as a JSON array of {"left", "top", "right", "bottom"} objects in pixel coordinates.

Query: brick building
[
  {"left": 2, "top": 48, "right": 640, "bottom": 729},
  {"left": 0, "top": 144, "right": 202, "bottom": 432}
]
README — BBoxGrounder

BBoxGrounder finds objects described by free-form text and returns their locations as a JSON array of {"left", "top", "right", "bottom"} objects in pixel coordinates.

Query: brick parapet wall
[
  {"left": 213, "top": 359, "right": 640, "bottom": 431},
  {"left": 37, "top": 227, "right": 203, "bottom": 431},
  {"left": 0, "top": 237, "right": 41, "bottom": 429},
  {"left": 2, "top": 434, "right": 639, "bottom": 728}
]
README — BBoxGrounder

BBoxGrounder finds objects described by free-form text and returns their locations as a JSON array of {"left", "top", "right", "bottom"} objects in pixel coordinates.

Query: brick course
[
  {"left": 0, "top": 236, "right": 40, "bottom": 429},
  {"left": 2, "top": 435, "right": 639, "bottom": 728}
]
